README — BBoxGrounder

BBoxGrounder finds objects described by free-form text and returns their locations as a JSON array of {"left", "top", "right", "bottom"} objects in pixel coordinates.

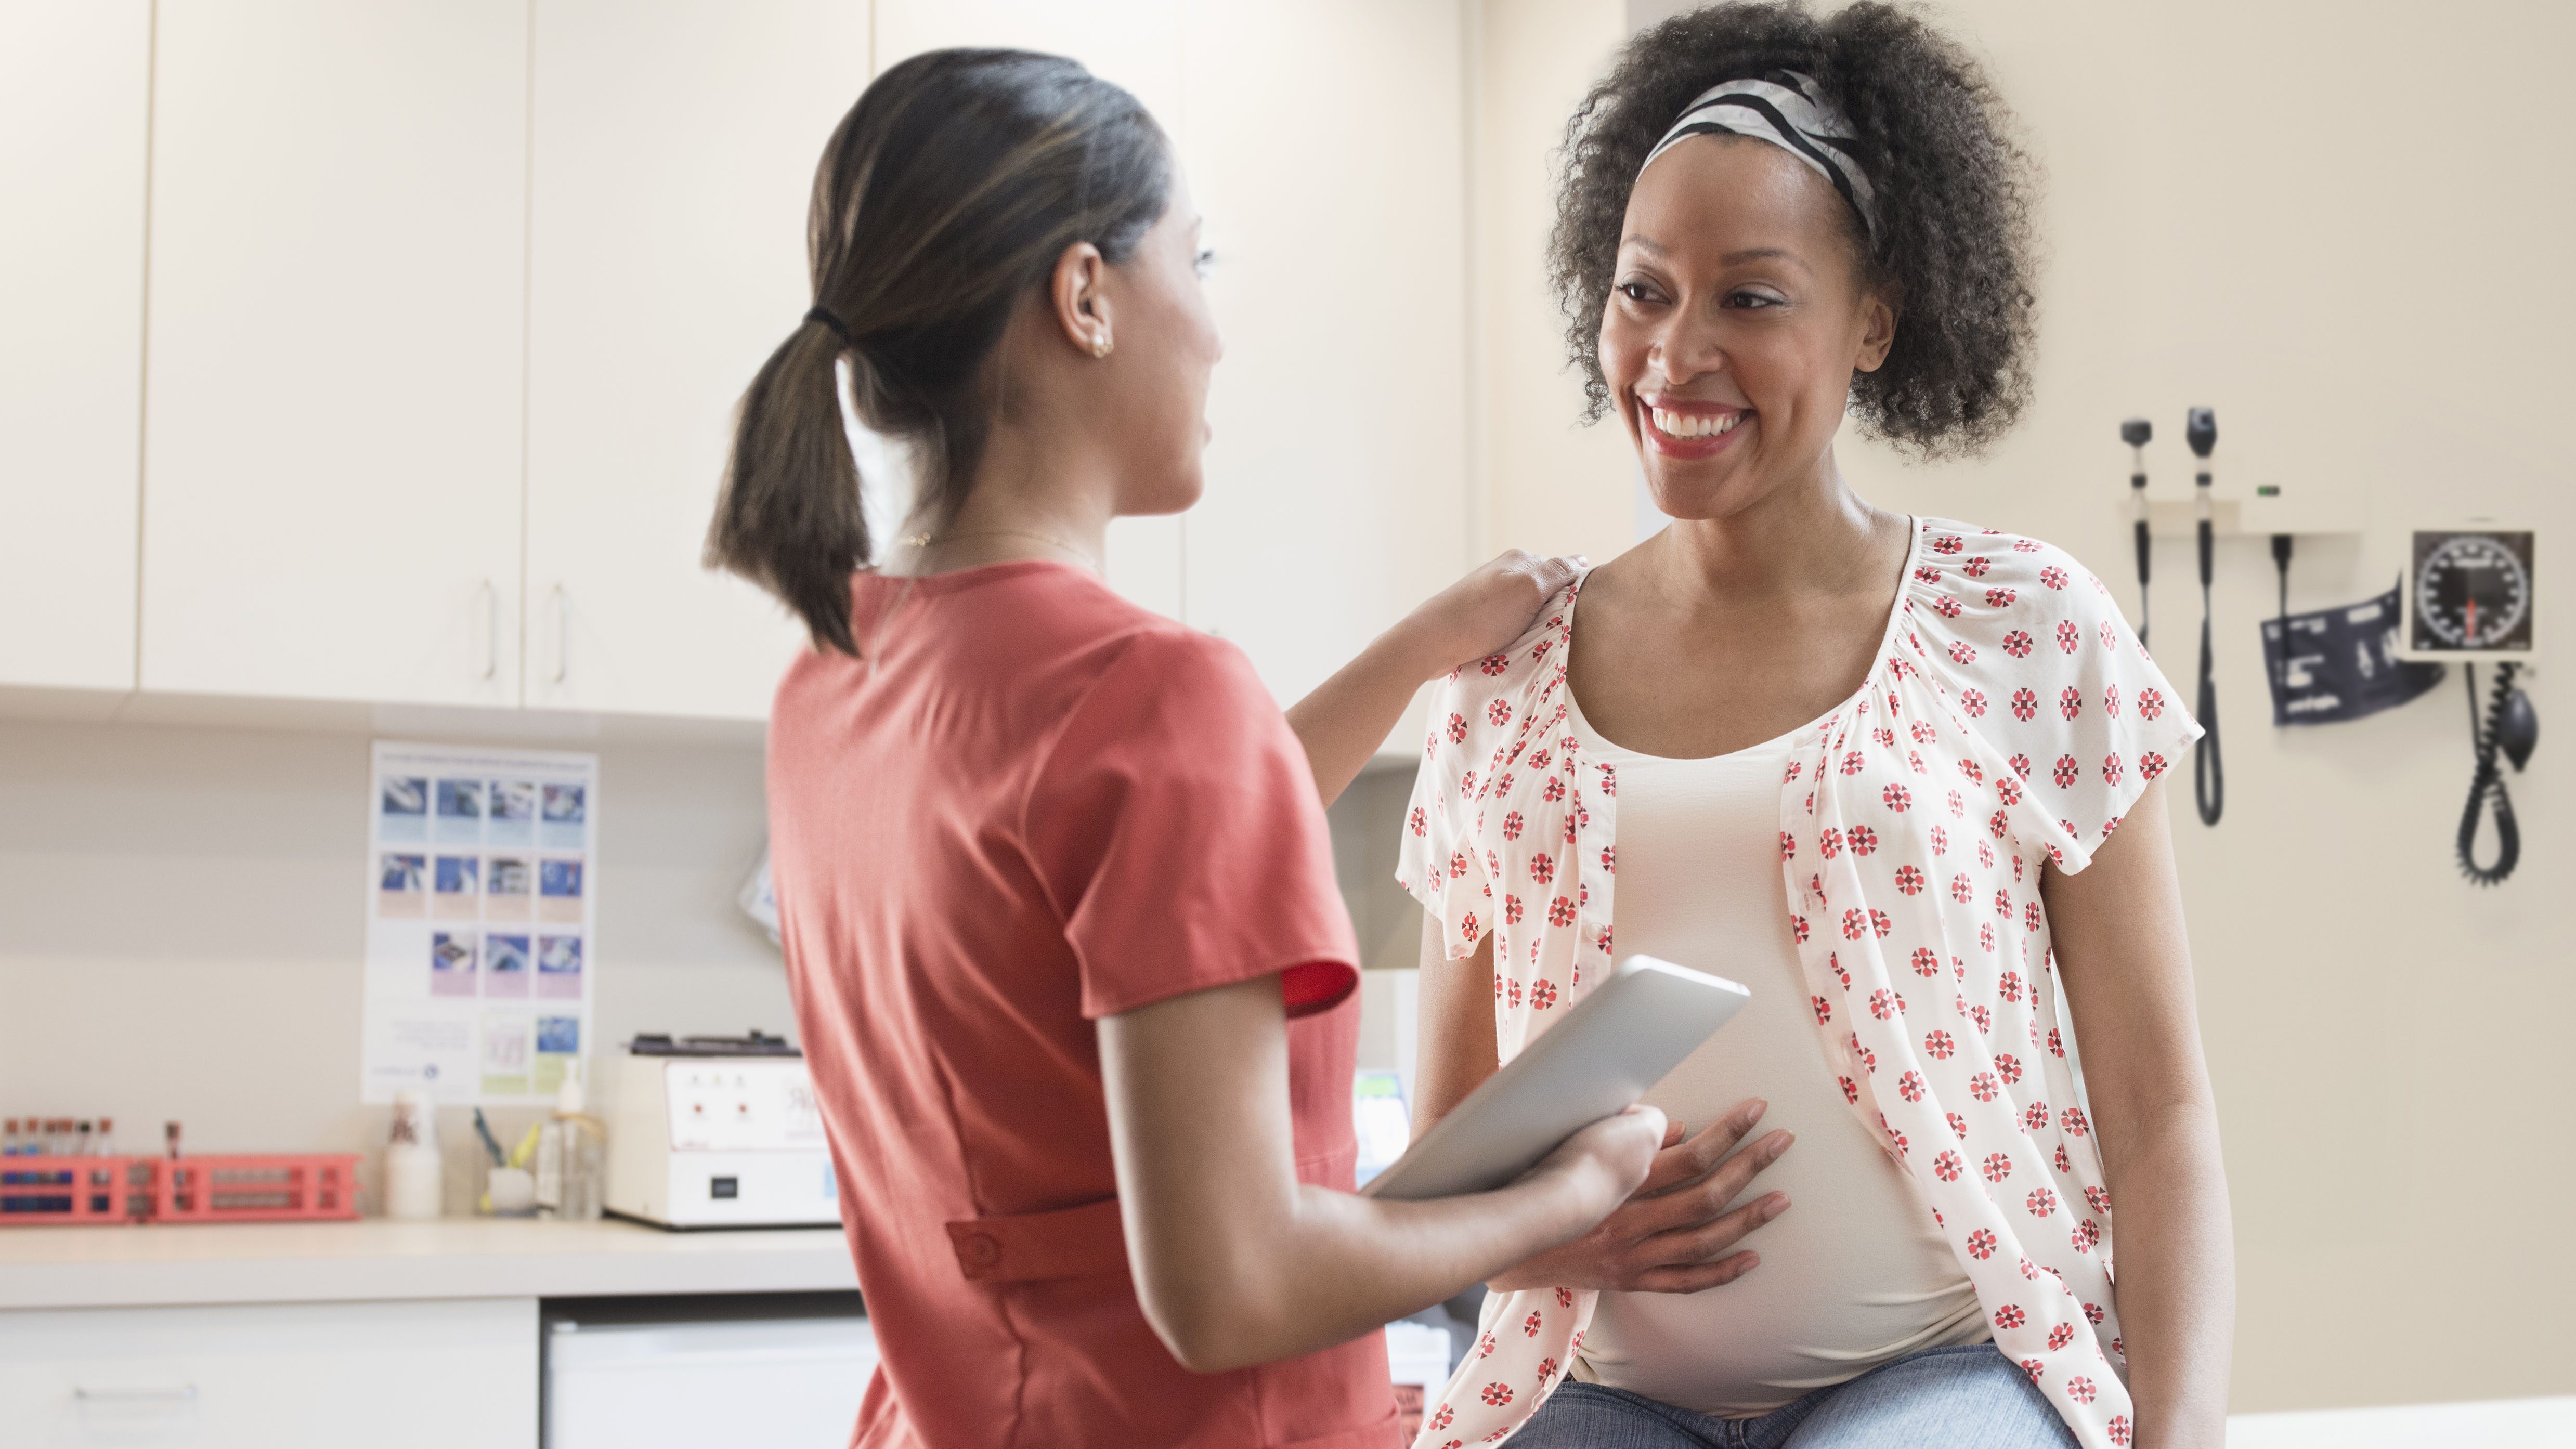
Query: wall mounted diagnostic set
[{"left": 2119, "top": 414, "right": 2540, "bottom": 884}]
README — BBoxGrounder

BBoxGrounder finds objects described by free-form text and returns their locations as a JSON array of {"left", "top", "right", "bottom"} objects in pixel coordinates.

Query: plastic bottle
[
  {"left": 535, "top": 1062, "right": 605, "bottom": 1222},
  {"left": 96, "top": 1118, "right": 116, "bottom": 1157},
  {"left": 383, "top": 1090, "right": 444, "bottom": 1220}
]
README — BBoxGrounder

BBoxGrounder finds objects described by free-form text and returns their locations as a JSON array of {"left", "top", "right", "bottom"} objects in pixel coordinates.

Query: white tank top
[{"left": 1566, "top": 688, "right": 1988, "bottom": 1418}]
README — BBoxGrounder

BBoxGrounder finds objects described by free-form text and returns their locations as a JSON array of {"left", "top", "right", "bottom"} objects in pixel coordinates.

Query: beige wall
[
  {"left": 1486, "top": 0, "right": 2576, "bottom": 1416},
  {"left": 0, "top": 718, "right": 792, "bottom": 1208}
]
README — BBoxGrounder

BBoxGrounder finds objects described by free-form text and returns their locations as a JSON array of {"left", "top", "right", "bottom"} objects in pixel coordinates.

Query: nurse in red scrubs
[{"left": 706, "top": 49, "right": 1665, "bottom": 1449}]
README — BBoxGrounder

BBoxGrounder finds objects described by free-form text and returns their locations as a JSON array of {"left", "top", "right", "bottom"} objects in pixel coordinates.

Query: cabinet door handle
[
  {"left": 74, "top": 1385, "right": 199, "bottom": 1402},
  {"left": 551, "top": 584, "right": 569, "bottom": 684},
  {"left": 477, "top": 579, "right": 498, "bottom": 681}
]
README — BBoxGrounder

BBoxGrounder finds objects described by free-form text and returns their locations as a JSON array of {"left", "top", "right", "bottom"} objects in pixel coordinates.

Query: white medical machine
[{"left": 603, "top": 1033, "right": 842, "bottom": 1229}]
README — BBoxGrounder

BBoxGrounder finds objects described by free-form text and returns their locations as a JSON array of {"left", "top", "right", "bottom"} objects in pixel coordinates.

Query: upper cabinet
[
  {"left": 0, "top": 2, "right": 150, "bottom": 691},
  {"left": 1180, "top": 0, "right": 1471, "bottom": 707},
  {"left": 520, "top": 1, "right": 866, "bottom": 720},
  {"left": 139, "top": 1, "right": 530, "bottom": 708},
  {"left": 0, "top": 1, "right": 1475, "bottom": 721}
]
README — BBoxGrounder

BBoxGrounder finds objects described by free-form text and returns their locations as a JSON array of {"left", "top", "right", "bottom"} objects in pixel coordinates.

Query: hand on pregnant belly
[{"left": 1486, "top": 1097, "right": 1792, "bottom": 1294}]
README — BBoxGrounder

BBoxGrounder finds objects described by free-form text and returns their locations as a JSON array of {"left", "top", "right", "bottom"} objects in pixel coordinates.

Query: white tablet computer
[{"left": 1360, "top": 955, "right": 1750, "bottom": 1202}]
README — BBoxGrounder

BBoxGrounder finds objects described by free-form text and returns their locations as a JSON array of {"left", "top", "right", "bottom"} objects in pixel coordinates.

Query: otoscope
[
  {"left": 2122, "top": 418, "right": 2152, "bottom": 648},
  {"left": 2187, "top": 407, "right": 2222, "bottom": 826}
]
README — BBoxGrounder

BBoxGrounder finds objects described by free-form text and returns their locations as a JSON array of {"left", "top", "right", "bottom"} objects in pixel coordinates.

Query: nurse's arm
[
  {"left": 1098, "top": 971, "right": 1660, "bottom": 1375},
  {"left": 1285, "top": 551, "right": 1581, "bottom": 808},
  {"left": 2041, "top": 780, "right": 2234, "bottom": 1449}
]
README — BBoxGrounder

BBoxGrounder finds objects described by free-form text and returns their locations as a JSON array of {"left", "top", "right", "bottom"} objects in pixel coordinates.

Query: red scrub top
[{"left": 766, "top": 561, "right": 1393, "bottom": 1449}]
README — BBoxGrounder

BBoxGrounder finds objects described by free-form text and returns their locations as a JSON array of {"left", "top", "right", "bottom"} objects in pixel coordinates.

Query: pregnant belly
[{"left": 1575, "top": 1035, "right": 1988, "bottom": 1418}]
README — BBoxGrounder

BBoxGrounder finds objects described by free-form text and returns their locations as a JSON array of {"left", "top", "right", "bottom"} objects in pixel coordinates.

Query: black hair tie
[{"left": 804, "top": 306, "right": 854, "bottom": 345}]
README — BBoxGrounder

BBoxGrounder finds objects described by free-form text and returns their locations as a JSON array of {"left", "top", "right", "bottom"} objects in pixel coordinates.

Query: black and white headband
[{"left": 1638, "top": 70, "right": 1878, "bottom": 240}]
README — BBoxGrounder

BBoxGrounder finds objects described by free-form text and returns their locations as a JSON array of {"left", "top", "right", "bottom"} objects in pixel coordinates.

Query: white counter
[{"left": 0, "top": 1217, "right": 856, "bottom": 1311}]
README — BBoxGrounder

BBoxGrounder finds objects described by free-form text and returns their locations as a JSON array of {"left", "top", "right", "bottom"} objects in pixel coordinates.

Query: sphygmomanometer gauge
[{"left": 2404, "top": 529, "right": 2537, "bottom": 660}]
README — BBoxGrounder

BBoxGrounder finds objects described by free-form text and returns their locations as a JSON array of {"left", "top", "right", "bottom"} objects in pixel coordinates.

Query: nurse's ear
[{"left": 1048, "top": 242, "right": 1117, "bottom": 359}]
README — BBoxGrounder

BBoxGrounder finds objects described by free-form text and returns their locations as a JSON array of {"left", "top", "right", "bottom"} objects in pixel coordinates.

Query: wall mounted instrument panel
[
  {"left": 604, "top": 1033, "right": 839, "bottom": 1229},
  {"left": 2402, "top": 528, "right": 2537, "bottom": 661}
]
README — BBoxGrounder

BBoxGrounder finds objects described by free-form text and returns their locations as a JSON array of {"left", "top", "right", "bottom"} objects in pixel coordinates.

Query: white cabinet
[
  {"left": 1, "top": 0, "right": 1479, "bottom": 720},
  {"left": 1179, "top": 0, "right": 1471, "bottom": 706},
  {"left": 139, "top": 1, "right": 529, "bottom": 708},
  {"left": 0, "top": 1, "right": 150, "bottom": 691},
  {"left": 0, "top": 1297, "right": 536, "bottom": 1448},
  {"left": 871, "top": 0, "right": 1189, "bottom": 621},
  {"left": 521, "top": 1, "right": 865, "bottom": 720},
  {"left": 546, "top": 1314, "right": 876, "bottom": 1448}
]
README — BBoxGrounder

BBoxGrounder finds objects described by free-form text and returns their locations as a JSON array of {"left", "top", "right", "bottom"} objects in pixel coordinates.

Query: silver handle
[
  {"left": 551, "top": 585, "right": 569, "bottom": 684},
  {"left": 74, "top": 1385, "right": 198, "bottom": 1403},
  {"left": 478, "top": 579, "right": 498, "bottom": 681}
]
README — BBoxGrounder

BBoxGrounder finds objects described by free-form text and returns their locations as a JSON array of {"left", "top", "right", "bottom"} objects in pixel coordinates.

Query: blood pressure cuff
[{"left": 2261, "top": 585, "right": 2444, "bottom": 726}]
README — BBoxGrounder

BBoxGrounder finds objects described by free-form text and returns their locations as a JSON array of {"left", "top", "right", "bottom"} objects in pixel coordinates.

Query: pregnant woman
[
  {"left": 1400, "top": 7, "right": 2233, "bottom": 1448},
  {"left": 708, "top": 48, "right": 1663, "bottom": 1449}
]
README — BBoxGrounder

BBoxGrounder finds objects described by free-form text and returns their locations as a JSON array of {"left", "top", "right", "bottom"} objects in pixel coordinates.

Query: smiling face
[{"left": 1602, "top": 134, "right": 1895, "bottom": 521}]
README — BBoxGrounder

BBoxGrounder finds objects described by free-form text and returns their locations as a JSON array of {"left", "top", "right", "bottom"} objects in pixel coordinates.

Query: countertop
[{"left": 0, "top": 1217, "right": 856, "bottom": 1311}]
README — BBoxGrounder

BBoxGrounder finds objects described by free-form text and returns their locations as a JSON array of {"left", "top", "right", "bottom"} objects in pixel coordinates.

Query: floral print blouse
[{"left": 1396, "top": 519, "right": 2204, "bottom": 1449}]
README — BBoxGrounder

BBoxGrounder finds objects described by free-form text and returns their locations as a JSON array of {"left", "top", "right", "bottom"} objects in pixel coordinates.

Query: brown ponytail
[{"left": 706, "top": 49, "right": 1172, "bottom": 655}]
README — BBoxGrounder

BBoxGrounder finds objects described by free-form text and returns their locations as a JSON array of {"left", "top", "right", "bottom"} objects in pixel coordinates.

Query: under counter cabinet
[
  {"left": 0, "top": 1298, "right": 537, "bottom": 1448},
  {"left": 1177, "top": 0, "right": 1473, "bottom": 707},
  {"left": 0, "top": 1, "right": 149, "bottom": 691},
  {"left": 519, "top": 1, "right": 861, "bottom": 721},
  {"left": 870, "top": 0, "right": 1189, "bottom": 622},
  {"left": 138, "top": 1, "right": 531, "bottom": 709}
]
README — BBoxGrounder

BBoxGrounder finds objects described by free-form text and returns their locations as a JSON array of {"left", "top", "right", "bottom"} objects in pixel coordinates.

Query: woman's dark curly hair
[{"left": 1550, "top": 2, "right": 2038, "bottom": 458}]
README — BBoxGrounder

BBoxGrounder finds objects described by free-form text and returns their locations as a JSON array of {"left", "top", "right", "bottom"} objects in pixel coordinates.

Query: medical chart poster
[{"left": 362, "top": 740, "right": 597, "bottom": 1105}]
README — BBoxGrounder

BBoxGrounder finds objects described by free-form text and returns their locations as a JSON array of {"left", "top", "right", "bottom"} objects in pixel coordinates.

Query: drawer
[{"left": 0, "top": 1297, "right": 536, "bottom": 1447}]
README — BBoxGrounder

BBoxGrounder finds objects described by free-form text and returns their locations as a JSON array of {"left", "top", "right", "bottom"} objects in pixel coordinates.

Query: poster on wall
[{"left": 361, "top": 740, "right": 597, "bottom": 1105}]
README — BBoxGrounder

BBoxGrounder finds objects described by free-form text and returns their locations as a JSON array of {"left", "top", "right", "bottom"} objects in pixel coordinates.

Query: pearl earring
[{"left": 1091, "top": 331, "right": 1113, "bottom": 359}]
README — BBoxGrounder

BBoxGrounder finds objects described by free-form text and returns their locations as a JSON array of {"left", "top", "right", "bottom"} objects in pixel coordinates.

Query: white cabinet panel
[
  {"left": 139, "top": 1, "right": 529, "bottom": 707},
  {"left": 0, "top": 1297, "right": 536, "bottom": 1448},
  {"left": 546, "top": 1315, "right": 876, "bottom": 1448},
  {"left": 1180, "top": 0, "right": 1472, "bottom": 705},
  {"left": 522, "top": 1, "right": 864, "bottom": 720},
  {"left": 0, "top": 1, "right": 149, "bottom": 690},
  {"left": 873, "top": 0, "right": 1189, "bottom": 620}
]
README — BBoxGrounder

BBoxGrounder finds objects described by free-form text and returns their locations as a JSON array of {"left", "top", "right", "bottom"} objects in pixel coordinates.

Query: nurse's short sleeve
[{"left": 1024, "top": 628, "right": 1358, "bottom": 1021}]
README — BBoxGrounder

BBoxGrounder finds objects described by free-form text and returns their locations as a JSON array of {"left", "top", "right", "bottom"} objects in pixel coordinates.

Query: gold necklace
[{"left": 906, "top": 528, "right": 1100, "bottom": 571}]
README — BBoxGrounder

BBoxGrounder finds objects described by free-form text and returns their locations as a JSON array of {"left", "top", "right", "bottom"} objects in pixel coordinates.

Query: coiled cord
[
  {"left": 2192, "top": 510, "right": 2223, "bottom": 825},
  {"left": 2457, "top": 661, "right": 2522, "bottom": 885}
]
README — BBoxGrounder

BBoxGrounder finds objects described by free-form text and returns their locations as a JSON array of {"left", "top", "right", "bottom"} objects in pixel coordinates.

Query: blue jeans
[{"left": 1510, "top": 1343, "right": 2076, "bottom": 1449}]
